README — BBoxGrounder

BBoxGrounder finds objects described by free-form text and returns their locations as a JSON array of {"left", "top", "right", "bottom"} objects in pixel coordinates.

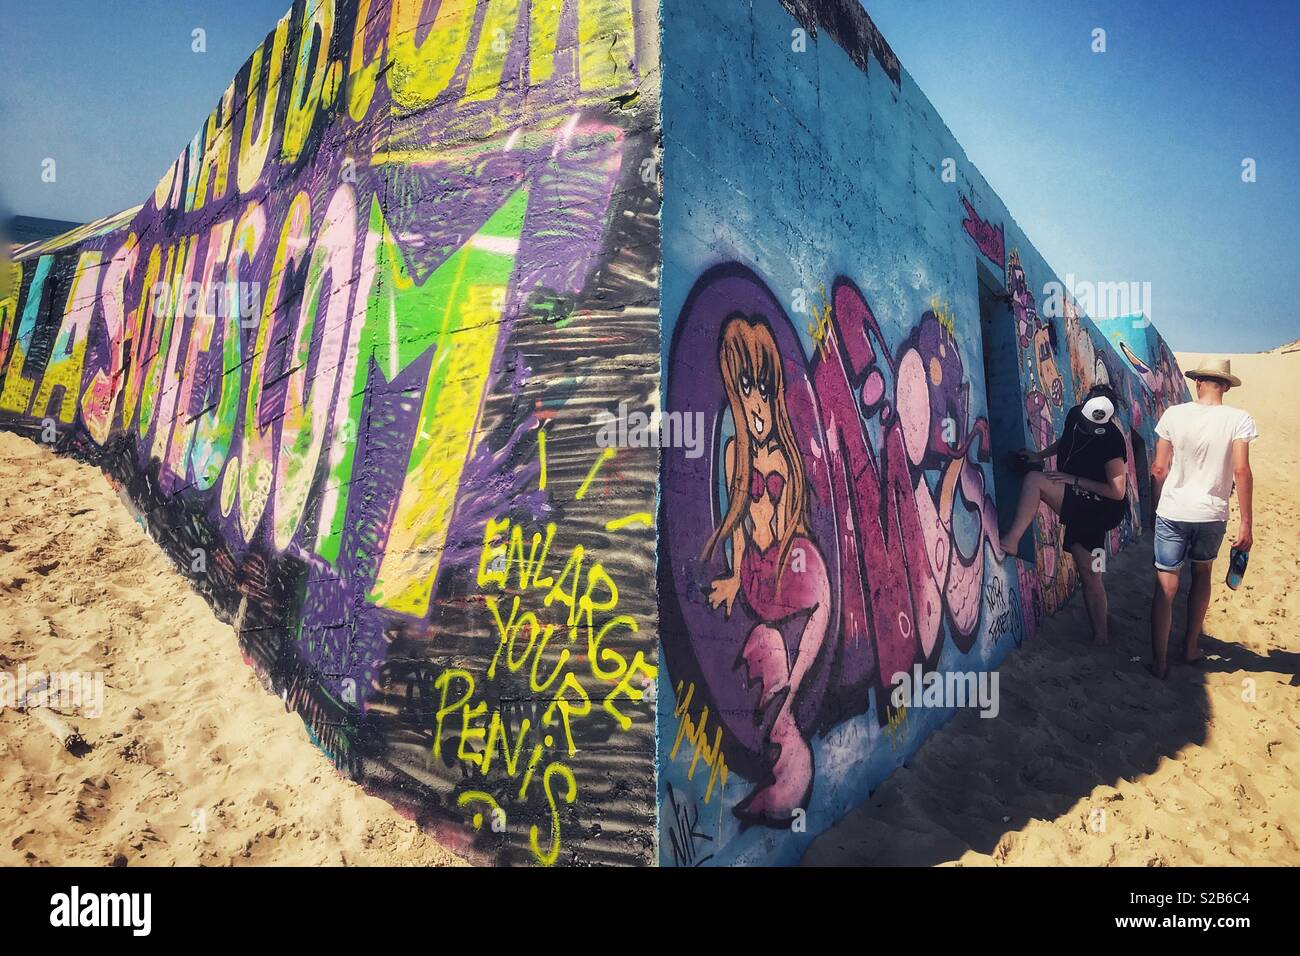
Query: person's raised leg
[
  {"left": 1183, "top": 560, "right": 1214, "bottom": 663},
  {"left": 1150, "top": 569, "right": 1180, "bottom": 678},
  {"left": 1070, "top": 542, "right": 1109, "bottom": 645},
  {"left": 1001, "top": 472, "right": 1066, "bottom": 555}
]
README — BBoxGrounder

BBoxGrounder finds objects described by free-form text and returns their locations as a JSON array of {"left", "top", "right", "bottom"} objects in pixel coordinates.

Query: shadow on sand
[{"left": 802, "top": 536, "right": 1298, "bottom": 865}]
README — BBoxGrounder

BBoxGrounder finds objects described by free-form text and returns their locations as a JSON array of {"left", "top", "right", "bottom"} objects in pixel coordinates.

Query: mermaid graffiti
[
  {"left": 660, "top": 265, "right": 1006, "bottom": 837},
  {"left": 703, "top": 314, "right": 832, "bottom": 823}
]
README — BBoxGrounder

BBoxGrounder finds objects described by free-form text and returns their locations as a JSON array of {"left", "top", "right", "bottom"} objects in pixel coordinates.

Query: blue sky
[
  {"left": 1, "top": 0, "right": 1295, "bottom": 351},
  {"left": 866, "top": 0, "right": 1299, "bottom": 353},
  {"left": 0, "top": 1, "right": 287, "bottom": 221}
]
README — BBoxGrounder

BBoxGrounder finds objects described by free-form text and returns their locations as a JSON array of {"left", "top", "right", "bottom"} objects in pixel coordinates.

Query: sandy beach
[
  {"left": 0, "top": 432, "right": 465, "bottom": 867},
  {"left": 1, "top": 346, "right": 1295, "bottom": 867},
  {"left": 805, "top": 344, "right": 1300, "bottom": 865}
]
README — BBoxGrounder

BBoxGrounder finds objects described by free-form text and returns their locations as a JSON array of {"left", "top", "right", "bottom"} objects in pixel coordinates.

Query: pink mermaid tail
[
  {"left": 738, "top": 624, "right": 788, "bottom": 710},
  {"left": 733, "top": 624, "right": 813, "bottom": 825},
  {"left": 733, "top": 703, "right": 813, "bottom": 825},
  {"left": 732, "top": 534, "right": 830, "bottom": 827}
]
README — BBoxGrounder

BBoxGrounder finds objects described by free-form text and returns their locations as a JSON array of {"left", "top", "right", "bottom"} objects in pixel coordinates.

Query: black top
[{"left": 1057, "top": 405, "right": 1127, "bottom": 482}]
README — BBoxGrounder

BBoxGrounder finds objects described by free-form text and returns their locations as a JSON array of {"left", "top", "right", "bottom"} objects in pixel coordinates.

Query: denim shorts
[{"left": 1153, "top": 516, "right": 1227, "bottom": 571}]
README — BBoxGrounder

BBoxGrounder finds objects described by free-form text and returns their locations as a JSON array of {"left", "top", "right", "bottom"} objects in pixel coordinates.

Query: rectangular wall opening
[
  {"left": 1130, "top": 430, "right": 1154, "bottom": 531},
  {"left": 976, "top": 259, "right": 1033, "bottom": 560}
]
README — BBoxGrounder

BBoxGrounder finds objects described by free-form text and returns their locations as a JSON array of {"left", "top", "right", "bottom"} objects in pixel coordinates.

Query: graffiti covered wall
[
  {"left": 656, "top": 0, "right": 1187, "bottom": 865},
  {"left": 4, "top": 0, "right": 1193, "bottom": 868},
  {"left": 0, "top": 0, "right": 662, "bottom": 866}
]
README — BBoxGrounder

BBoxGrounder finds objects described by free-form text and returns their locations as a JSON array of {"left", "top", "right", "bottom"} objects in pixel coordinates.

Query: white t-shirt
[{"left": 1155, "top": 402, "right": 1258, "bottom": 522}]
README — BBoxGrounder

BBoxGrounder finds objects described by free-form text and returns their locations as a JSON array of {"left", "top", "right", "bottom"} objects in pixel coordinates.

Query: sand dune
[
  {"left": 804, "top": 346, "right": 1299, "bottom": 865},
  {"left": 0, "top": 431, "right": 465, "bottom": 867}
]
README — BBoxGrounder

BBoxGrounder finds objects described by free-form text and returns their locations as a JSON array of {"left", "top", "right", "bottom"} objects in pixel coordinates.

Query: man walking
[{"left": 1149, "top": 358, "right": 1257, "bottom": 677}]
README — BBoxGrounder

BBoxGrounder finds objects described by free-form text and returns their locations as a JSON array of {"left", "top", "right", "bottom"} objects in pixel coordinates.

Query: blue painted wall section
[{"left": 655, "top": 0, "right": 1188, "bottom": 866}]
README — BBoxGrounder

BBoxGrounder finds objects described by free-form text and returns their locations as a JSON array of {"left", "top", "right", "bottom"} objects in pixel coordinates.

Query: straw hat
[{"left": 1183, "top": 357, "right": 1241, "bottom": 387}]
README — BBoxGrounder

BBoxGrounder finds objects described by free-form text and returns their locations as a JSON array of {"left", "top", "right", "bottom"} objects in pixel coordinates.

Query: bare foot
[
  {"left": 1149, "top": 660, "right": 1168, "bottom": 679},
  {"left": 1092, "top": 635, "right": 1110, "bottom": 647},
  {"left": 999, "top": 529, "right": 1021, "bottom": 556}
]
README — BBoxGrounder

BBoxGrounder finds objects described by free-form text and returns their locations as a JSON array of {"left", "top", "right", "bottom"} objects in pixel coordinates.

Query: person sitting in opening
[{"left": 999, "top": 383, "right": 1129, "bottom": 645}]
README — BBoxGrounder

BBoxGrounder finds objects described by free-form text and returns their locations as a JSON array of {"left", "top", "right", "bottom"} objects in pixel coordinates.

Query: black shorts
[{"left": 1060, "top": 485, "right": 1120, "bottom": 554}]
